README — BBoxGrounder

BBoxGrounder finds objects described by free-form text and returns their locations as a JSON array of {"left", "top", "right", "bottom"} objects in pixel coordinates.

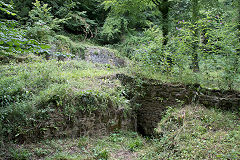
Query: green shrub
[
  {"left": 109, "top": 133, "right": 124, "bottom": 142},
  {"left": 26, "top": 0, "right": 66, "bottom": 43},
  {"left": 0, "top": 1, "right": 50, "bottom": 56},
  {"left": 34, "top": 148, "right": 50, "bottom": 157},
  {"left": 0, "top": 20, "right": 48, "bottom": 56},
  {"left": 128, "top": 137, "right": 144, "bottom": 152},
  {"left": 78, "top": 136, "right": 89, "bottom": 148},
  {"left": 100, "top": 16, "right": 128, "bottom": 43},
  {"left": 113, "top": 25, "right": 164, "bottom": 71},
  {"left": 10, "top": 148, "right": 32, "bottom": 160},
  {"left": 93, "top": 148, "right": 109, "bottom": 160},
  {"left": 54, "top": 35, "right": 85, "bottom": 58},
  {"left": 45, "top": 0, "right": 101, "bottom": 37},
  {"left": 0, "top": 1, "right": 16, "bottom": 16},
  {"left": 65, "top": 11, "right": 96, "bottom": 36}
]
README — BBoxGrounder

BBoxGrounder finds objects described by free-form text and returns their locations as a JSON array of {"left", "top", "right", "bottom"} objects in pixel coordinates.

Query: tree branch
[{"left": 152, "top": 0, "right": 161, "bottom": 6}]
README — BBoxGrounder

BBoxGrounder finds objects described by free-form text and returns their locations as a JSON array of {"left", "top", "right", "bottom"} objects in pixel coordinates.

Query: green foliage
[
  {"left": 34, "top": 148, "right": 50, "bottom": 157},
  {"left": 0, "top": 20, "right": 28, "bottom": 55},
  {"left": 100, "top": 16, "right": 128, "bottom": 43},
  {"left": 0, "top": 20, "right": 48, "bottom": 56},
  {"left": 127, "top": 137, "right": 144, "bottom": 152},
  {"left": 100, "top": 0, "right": 157, "bottom": 43},
  {"left": 108, "top": 132, "right": 124, "bottom": 142},
  {"left": 47, "top": 0, "right": 104, "bottom": 34},
  {"left": 132, "top": 105, "right": 240, "bottom": 159},
  {"left": 103, "top": 0, "right": 151, "bottom": 22},
  {"left": 0, "top": 1, "right": 16, "bottom": 16},
  {"left": 65, "top": 11, "right": 96, "bottom": 36},
  {"left": 23, "top": 0, "right": 99, "bottom": 48},
  {"left": 48, "top": 0, "right": 97, "bottom": 36},
  {"left": 78, "top": 136, "right": 89, "bottom": 147},
  {"left": 29, "top": 0, "right": 55, "bottom": 27},
  {"left": 10, "top": 148, "right": 32, "bottom": 160},
  {"left": 2, "top": 0, "right": 32, "bottom": 19},
  {"left": 93, "top": 149, "right": 109, "bottom": 160},
  {"left": 0, "top": 1, "right": 50, "bottom": 56},
  {"left": 197, "top": 13, "right": 240, "bottom": 89},
  {"left": 124, "top": 10, "right": 240, "bottom": 90},
  {"left": 26, "top": 0, "right": 66, "bottom": 43},
  {"left": 112, "top": 25, "right": 164, "bottom": 71},
  {"left": 99, "top": 0, "right": 240, "bottom": 90},
  {"left": 131, "top": 25, "right": 164, "bottom": 71},
  {"left": 54, "top": 35, "right": 85, "bottom": 58}
]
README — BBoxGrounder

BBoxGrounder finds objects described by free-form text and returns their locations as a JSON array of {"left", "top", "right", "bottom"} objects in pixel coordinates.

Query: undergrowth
[
  {"left": 128, "top": 58, "right": 240, "bottom": 91},
  {"left": 0, "top": 59, "right": 129, "bottom": 143},
  {"left": 146, "top": 105, "right": 240, "bottom": 160}
]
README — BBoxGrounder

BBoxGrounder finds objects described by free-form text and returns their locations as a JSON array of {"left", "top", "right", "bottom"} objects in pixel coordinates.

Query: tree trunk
[
  {"left": 191, "top": 0, "right": 200, "bottom": 72},
  {"left": 192, "top": 45, "right": 199, "bottom": 72},
  {"left": 152, "top": 0, "right": 172, "bottom": 69},
  {"left": 152, "top": 0, "right": 169, "bottom": 46},
  {"left": 160, "top": 0, "right": 169, "bottom": 46},
  {"left": 235, "top": 0, "right": 240, "bottom": 69},
  {"left": 238, "top": 0, "right": 240, "bottom": 44}
]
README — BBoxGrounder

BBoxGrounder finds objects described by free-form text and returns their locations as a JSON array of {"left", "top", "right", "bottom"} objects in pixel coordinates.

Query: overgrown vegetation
[
  {"left": 0, "top": 0, "right": 240, "bottom": 159},
  {"left": 151, "top": 105, "right": 240, "bottom": 159},
  {"left": 0, "top": 59, "right": 130, "bottom": 143}
]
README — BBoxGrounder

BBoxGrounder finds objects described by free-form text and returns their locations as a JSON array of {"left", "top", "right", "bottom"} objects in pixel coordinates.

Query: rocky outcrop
[{"left": 85, "top": 47, "right": 126, "bottom": 67}]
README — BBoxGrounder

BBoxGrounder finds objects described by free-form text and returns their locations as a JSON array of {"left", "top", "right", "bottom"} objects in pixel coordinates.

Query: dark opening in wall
[{"left": 137, "top": 124, "right": 147, "bottom": 136}]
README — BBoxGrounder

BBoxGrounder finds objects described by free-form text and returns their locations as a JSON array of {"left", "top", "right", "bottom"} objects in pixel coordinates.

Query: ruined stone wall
[
  {"left": 39, "top": 105, "right": 133, "bottom": 140},
  {"left": 116, "top": 74, "right": 240, "bottom": 136},
  {"left": 136, "top": 83, "right": 240, "bottom": 136},
  {"left": 11, "top": 99, "right": 133, "bottom": 143},
  {"left": 136, "top": 82, "right": 240, "bottom": 136}
]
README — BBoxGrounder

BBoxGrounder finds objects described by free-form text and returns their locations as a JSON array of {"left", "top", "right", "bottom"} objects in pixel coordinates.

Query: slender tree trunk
[
  {"left": 152, "top": 0, "right": 170, "bottom": 46},
  {"left": 153, "top": 0, "right": 172, "bottom": 69},
  {"left": 238, "top": 0, "right": 240, "bottom": 44},
  {"left": 233, "top": 0, "right": 239, "bottom": 67},
  {"left": 161, "top": 0, "right": 173, "bottom": 70},
  {"left": 235, "top": 0, "right": 240, "bottom": 71},
  {"left": 192, "top": 0, "right": 200, "bottom": 72},
  {"left": 160, "top": 0, "right": 169, "bottom": 46},
  {"left": 152, "top": 0, "right": 172, "bottom": 70}
]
